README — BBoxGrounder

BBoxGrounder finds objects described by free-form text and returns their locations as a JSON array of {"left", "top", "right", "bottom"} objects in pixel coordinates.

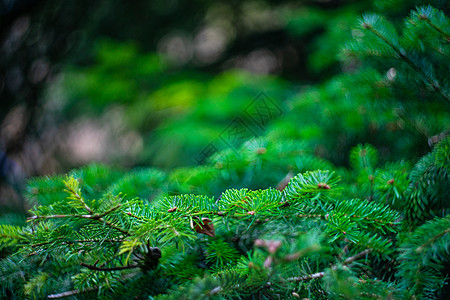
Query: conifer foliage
[{"left": 1, "top": 3, "right": 449, "bottom": 299}]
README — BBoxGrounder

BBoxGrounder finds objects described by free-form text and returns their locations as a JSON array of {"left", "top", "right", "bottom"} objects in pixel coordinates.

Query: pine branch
[
  {"left": 362, "top": 20, "right": 450, "bottom": 103},
  {"left": 422, "top": 18, "right": 449, "bottom": 40},
  {"left": 27, "top": 205, "right": 129, "bottom": 235},
  {"left": 31, "top": 238, "right": 123, "bottom": 248},
  {"left": 64, "top": 177, "right": 92, "bottom": 214},
  {"left": 415, "top": 228, "right": 450, "bottom": 253},
  {"left": 296, "top": 213, "right": 400, "bottom": 227},
  {"left": 28, "top": 203, "right": 121, "bottom": 220},
  {"left": 416, "top": 6, "right": 450, "bottom": 41},
  {"left": 0, "top": 224, "right": 25, "bottom": 247},
  {"left": 398, "top": 215, "right": 450, "bottom": 297}
]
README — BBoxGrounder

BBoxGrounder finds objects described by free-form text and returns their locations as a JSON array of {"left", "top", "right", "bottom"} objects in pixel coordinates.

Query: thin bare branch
[
  {"left": 287, "top": 249, "right": 372, "bottom": 282},
  {"left": 80, "top": 262, "right": 140, "bottom": 271},
  {"left": 47, "top": 287, "right": 96, "bottom": 299}
]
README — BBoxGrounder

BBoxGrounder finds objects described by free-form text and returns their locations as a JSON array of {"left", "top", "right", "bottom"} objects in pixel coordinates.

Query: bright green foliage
[
  {"left": 205, "top": 239, "right": 240, "bottom": 267},
  {"left": 0, "top": 163, "right": 405, "bottom": 299},
  {"left": 24, "top": 272, "right": 49, "bottom": 299},
  {"left": 0, "top": 224, "right": 25, "bottom": 249},
  {"left": 1, "top": 136, "right": 447, "bottom": 298}
]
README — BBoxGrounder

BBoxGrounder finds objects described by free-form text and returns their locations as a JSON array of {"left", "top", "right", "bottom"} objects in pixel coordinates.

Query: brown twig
[
  {"left": 80, "top": 262, "right": 140, "bottom": 271},
  {"left": 28, "top": 205, "right": 122, "bottom": 221},
  {"left": 31, "top": 238, "right": 124, "bottom": 248},
  {"left": 47, "top": 287, "right": 96, "bottom": 299},
  {"left": 287, "top": 249, "right": 372, "bottom": 282}
]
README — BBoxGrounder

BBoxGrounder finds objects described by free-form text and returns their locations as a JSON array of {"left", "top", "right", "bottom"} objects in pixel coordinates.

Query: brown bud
[
  {"left": 168, "top": 207, "right": 177, "bottom": 213},
  {"left": 256, "top": 147, "right": 267, "bottom": 154},
  {"left": 264, "top": 256, "right": 273, "bottom": 268},
  {"left": 284, "top": 252, "right": 301, "bottom": 262},
  {"left": 267, "top": 240, "right": 282, "bottom": 254},
  {"left": 276, "top": 171, "right": 294, "bottom": 191},
  {"left": 254, "top": 239, "right": 266, "bottom": 247},
  {"left": 387, "top": 178, "right": 395, "bottom": 185},
  {"left": 191, "top": 217, "right": 215, "bottom": 237},
  {"left": 317, "top": 183, "right": 330, "bottom": 189},
  {"left": 419, "top": 14, "right": 427, "bottom": 20},
  {"left": 292, "top": 292, "right": 300, "bottom": 298}
]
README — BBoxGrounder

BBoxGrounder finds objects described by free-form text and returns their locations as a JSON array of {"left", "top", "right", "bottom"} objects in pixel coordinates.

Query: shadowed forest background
[{"left": 2, "top": 0, "right": 447, "bottom": 213}]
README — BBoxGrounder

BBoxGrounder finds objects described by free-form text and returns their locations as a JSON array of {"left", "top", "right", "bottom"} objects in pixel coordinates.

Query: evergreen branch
[
  {"left": 416, "top": 7, "right": 450, "bottom": 40},
  {"left": 0, "top": 224, "right": 25, "bottom": 247},
  {"left": 405, "top": 138, "right": 449, "bottom": 225},
  {"left": 80, "top": 262, "right": 140, "bottom": 271},
  {"left": 397, "top": 215, "right": 450, "bottom": 297},
  {"left": 415, "top": 228, "right": 450, "bottom": 253},
  {"left": 27, "top": 214, "right": 99, "bottom": 220},
  {"left": 363, "top": 22, "right": 450, "bottom": 103},
  {"left": 100, "top": 204, "right": 123, "bottom": 216},
  {"left": 296, "top": 213, "right": 400, "bottom": 227},
  {"left": 31, "top": 238, "right": 123, "bottom": 248},
  {"left": 125, "top": 211, "right": 146, "bottom": 220},
  {"left": 26, "top": 205, "right": 122, "bottom": 221},
  {"left": 90, "top": 218, "right": 130, "bottom": 235},
  {"left": 287, "top": 249, "right": 371, "bottom": 282},
  {"left": 64, "top": 177, "right": 92, "bottom": 214},
  {"left": 422, "top": 18, "right": 449, "bottom": 40},
  {"left": 27, "top": 204, "right": 129, "bottom": 235},
  {"left": 395, "top": 110, "right": 430, "bottom": 140},
  {"left": 47, "top": 271, "right": 138, "bottom": 299}
]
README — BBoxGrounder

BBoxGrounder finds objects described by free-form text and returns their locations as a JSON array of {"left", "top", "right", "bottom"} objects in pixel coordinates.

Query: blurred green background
[{"left": 1, "top": 0, "right": 449, "bottom": 211}]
